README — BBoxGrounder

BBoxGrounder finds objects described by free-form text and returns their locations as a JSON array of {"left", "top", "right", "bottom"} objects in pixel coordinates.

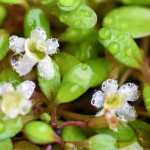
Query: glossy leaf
[
  {"left": 24, "top": 8, "right": 50, "bottom": 38},
  {"left": 0, "top": 0, "right": 20, "bottom": 4},
  {"left": 129, "top": 119, "right": 150, "bottom": 148},
  {"left": 59, "top": 5, "right": 97, "bottom": 29},
  {"left": 99, "top": 28, "right": 142, "bottom": 68},
  {"left": 38, "top": 60, "right": 61, "bottom": 99},
  {"left": 85, "top": 134, "right": 118, "bottom": 150},
  {"left": 56, "top": 63, "right": 93, "bottom": 103},
  {"left": 0, "top": 30, "right": 9, "bottom": 61},
  {"left": 61, "top": 126, "right": 86, "bottom": 150},
  {"left": 14, "top": 141, "right": 41, "bottom": 150},
  {"left": 103, "top": 6, "right": 150, "bottom": 38},
  {"left": 60, "top": 27, "right": 98, "bottom": 43},
  {"left": 0, "top": 5, "right": 6, "bottom": 25},
  {"left": 57, "top": 0, "right": 81, "bottom": 11},
  {"left": 0, "top": 68, "right": 22, "bottom": 87},
  {"left": 53, "top": 52, "right": 80, "bottom": 76},
  {"left": 86, "top": 58, "right": 113, "bottom": 87},
  {"left": 0, "top": 117, "right": 23, "bottom": 140},
  {"left": 119, "top": 0, "right": 150, "bottom": 5},
  {"left": 0, "top": 139, "right": 13, "bottom": 150},
  {"left": 94, "top": 124, "right": 135, "bottom": 142},
  {"left": 143, "top": 84, "right": 150, "bottom": 112},
  {"left": 23, "top": 121, "right": 58, "bottom": 144}
]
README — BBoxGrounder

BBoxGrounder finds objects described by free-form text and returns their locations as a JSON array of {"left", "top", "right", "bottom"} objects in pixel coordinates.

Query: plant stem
[
  {"left": 137, "top": 111, "right": 150, "bottom": 118},
  {"left": 57, "top": 121, "right": 86, "bottom": 129},
  {"left": 57, "top": 109, "right": 92, "bottom": 121}
]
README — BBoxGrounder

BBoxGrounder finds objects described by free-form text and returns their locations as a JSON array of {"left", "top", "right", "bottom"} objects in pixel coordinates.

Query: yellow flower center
[
  {"left": 105, "top": 92, "right": 125, "bottom": 110},
  {"left": 25, "top": 38, "right": 46, "bottom": 60},
  {"left": 1, "top": 92, "right": 23, "bottom": 115}
]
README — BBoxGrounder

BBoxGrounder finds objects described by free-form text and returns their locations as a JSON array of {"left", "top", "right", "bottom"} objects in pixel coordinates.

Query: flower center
[
  {"left": 1, "top": 92, "right": 23, "bottom": 115},
  {"left": 25, "top": 38, "right": 46, "bottom": 60},
  {"left": 105, "top": 92, "right": 125, "bottom": 110}
]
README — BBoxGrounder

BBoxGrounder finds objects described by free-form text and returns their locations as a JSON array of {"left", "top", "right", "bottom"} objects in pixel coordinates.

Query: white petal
[
  {"left": 101, "top": 79, "right": 118, "bottom": 94},
  {"left": 17, "top": 81, "right": 35, "bottom": 99},
  {"left": 9, "top": 35, "right": 25, "bottom": 53},
  {"left": 45, "top": 38, "right": 59, "bottom": 55},
  {"left": 30, "top": 27, "right": 47, "bottom": 41},
  {"left": 11, "top": 53, "right": 37, "bottom": 76},
  {"left": 95, "top": 108, "right": 105, "bottom": 117},
  {"left": 0, "top": 83, "right": 14, "bottom": 95},
  {"left": 117, "top": 102, "right": 137, "bottom": 121},
  {"left": 118, "top": 83, "right": 139, "bottom": 102},
  {"left": 91, "top": 90, "right": 104, "bottom": 108},
  {"left": 19, "top": 99, "right": 32, "bottom": 115},
  {"left": 38, "top": 56, "right": 54, "bottom": 80}
]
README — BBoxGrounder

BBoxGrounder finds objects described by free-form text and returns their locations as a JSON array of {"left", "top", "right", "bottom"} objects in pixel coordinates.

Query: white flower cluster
[
  {"left": 9, "top": 27, "right": 59, "bottom": 80},
  {"left": 0, "top": 81, "right": 35, "bottom": 119},
  {"left": 91, "top": 79, "right": 139, "bottom": 130}
]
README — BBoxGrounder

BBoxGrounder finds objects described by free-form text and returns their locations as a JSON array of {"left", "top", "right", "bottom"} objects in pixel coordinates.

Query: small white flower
[
  {"left": 0, "top": 81, "right": 35, "bottom": 119},
  {"left": 91, "top": 79, "right": 139, "bottom": 130},
  {"left": 9, "top": 27, "right": 59, "bottom": 80}
]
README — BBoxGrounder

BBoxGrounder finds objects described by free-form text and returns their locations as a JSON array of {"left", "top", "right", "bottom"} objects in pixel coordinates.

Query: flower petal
[
  {"left": 117, "top": 102, "right": 137, "bottom": 122},
  {"left": 30, "top": 27, "right": 47, "bottom": 41},
  {"left": 19, "top": 99, "right": 32, "bottom": 115},
  {"left": 0, "top": 83, "right": 14, "bottom": 95},
  {"left": 38, "top": 56, "right": 54, "bottom": 80},
  {"left": 9, "top": 35, "right": 25, "bottom": 53},
  {"left": 91, "top": 90, "right": 104, "bottom": 108},
  {"left": 11, "top": 53, "right": 37, "bottom": 76},
  {"left": 95, "top": 108, "right": 105, "bottom": 117},
  {"left": 45, "top": 38, "right": 59, "bottom": 55},
  {"left": 16, "top": 81, "right": 35, "bottom": 99},
  {"left": 101, "top": 79, "right": 118, "bottom": 94},
  {"left": 118, "top": 83, "right": 139, "bottom": 101}
]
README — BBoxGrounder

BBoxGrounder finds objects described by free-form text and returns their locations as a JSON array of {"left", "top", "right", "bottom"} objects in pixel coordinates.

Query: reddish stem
[
  {"left": 51, "top": 107, "right": 57, "bottom": 126},
  {"left": 57, "top": 121, "right": 86, "bottom": 129}
]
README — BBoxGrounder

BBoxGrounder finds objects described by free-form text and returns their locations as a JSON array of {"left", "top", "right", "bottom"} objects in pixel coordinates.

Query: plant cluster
[{"left": 0, "top": 0, "right": 150, "bottom": 149}]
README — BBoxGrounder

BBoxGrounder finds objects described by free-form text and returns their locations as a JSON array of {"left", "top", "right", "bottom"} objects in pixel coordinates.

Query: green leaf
[
  {"left": 59, "top": 5, "right": 97, "bottom": 29},
  {"left": 103, "top": 6, "right": 150, "bottom": 38},
  {"left": 94, "top": 124, "right": 135, "bottom": 142},
  {"left": 0, "top": 117, "right": 23, "bottom": 140},
  {"left": 57, "top": 0, "right": 81, "bottom": 11},
  {"left": 0, "top": 68, "right": 22, "bottom": 87},
  {"left": 99, "top": 28, "right": 143, "bottom": 68},
  {"left": 0, "top": 0, "right": 20, "bottom": 4},
  {"left": 14, "top": 141, "right": 41, "bottom": 150},
  {"left": 119, "top": 0, "right": 150, "bottom": 5},
  {"left": 60, "top": 27, "right": 98, "bottom": 43},
  {"left": 23, "top": 121, "right": 58, "bottom": 144},
  {"left": 0, "top": 30, "right": 9, "bottom": 61},
  {"left": 56, "top": 63, "right": 93, "bottom": 103},
  {"left": 129, "top": 119, "right": 150, "bottom": 148},
  {"left": 143, "top": 84, "right": 150, "bottom": 112},
  {"left": 61, "top": 126, "right": 86, "bottom": 150},
  {"left": 38, "top": 60, "right": 61, "bottom": 99},
  {"left": 24, "top": 8, "right": 50, "bottom": 38},
  {"left": 53, "top": 52, "right": 80, "bottom": 76},
  {"left": 0, "top": 139, "right": 13, "bottom": 150},
  {"left": 86, "top": 58, "right": 113, "bottom": 87},
  {"left": 0, "top": 5, "right": 6, "bottom": 25},
  {"left": 85, "top": 134, "right": 118, "bottom": 150}
]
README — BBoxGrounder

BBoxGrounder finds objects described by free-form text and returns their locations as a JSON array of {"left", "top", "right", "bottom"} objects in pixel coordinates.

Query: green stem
[
  {"left": 46, "top": 100, "right": 59, "bottom": 113},
  {"left": 58, "top": 109, "right": 92, "bottom": 121},
  {"left": 22, "top": 115, "right": 38, "bottom": 124}
]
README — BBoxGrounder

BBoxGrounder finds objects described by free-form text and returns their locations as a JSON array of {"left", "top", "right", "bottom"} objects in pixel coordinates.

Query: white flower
[
  {"left": 0, "top": 81, "right": 35, "bottom": 119},
  {"left": 91, "top": 79, "right": 139, "bottom": 130},
  {"left": 9, "top": 27, "right": 59, "bottom": 80}
]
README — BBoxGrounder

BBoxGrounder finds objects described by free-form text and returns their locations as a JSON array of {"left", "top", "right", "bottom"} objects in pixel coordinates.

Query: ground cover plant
[{"left": 0, "top": 0, "right": 150, "bottom": 149}]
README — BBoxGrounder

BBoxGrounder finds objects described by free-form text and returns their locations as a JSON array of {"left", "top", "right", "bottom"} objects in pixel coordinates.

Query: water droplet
[
  {"left": 99, "top": 28, "right": 111, "bottom": 40},
  {"left": 116, "top": 33, "right": 124, "bottom": 41},
  {"left": 108, "top": 42, "right": 120, "bottom": 55},
  {"left": 125, "top": 48, "right": 133, "bottom": 56},
  {"left": 103, "top": 18, "right": 113, "bottom": 25},
  {"left": 9, "top": 35, "right": 17, "bottom": 43},
  {"left": 81, "top": 64, "right": 87, "bottom": 70},
  {"left": 11, "top": 53, "right": 23, "bottom": 68}
]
